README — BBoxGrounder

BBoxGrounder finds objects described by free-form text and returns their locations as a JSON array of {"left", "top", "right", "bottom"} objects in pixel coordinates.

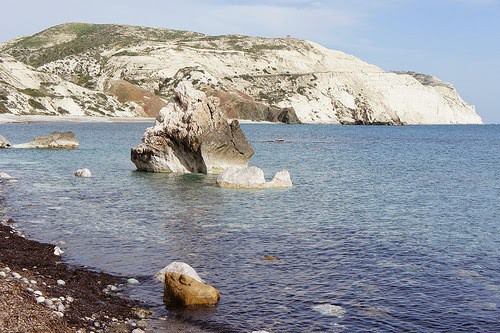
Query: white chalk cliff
[{"left": 0, "top": 23, "right": 482, "bottom": 124}]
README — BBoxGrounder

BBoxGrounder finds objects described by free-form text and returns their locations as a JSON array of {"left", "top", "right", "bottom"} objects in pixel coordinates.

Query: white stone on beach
[
  {"left": 36, "top": 296, "right": 45, "bottom": 303},
  {"left": 57, "top": 304, "right": 65, "bottom": 312},
  {"left": 57, "top": 279, "right": 66, "bottom": 286},
  {"left": 312, "top": 304, "right": 346, "bottom": 318},
  {"left": 44, "top": 299, "right": 54, "bottom": 306},
  {"left": 12, "top": 272, "right": 21, "bottom": 279},
  {"left": 54, "top": 246, "right": 64, "bottom": 256},
  {"left": 74, "top": 168, "right": 92, "bottom": 178},
  {"left": 30, "top": 280, "right": 37, "bottom": 285},
  {"left": 0, "top": 272, "right": 6, "bottom": 277},
  {"left": 154, "top": 262, "right": 203, "bottom": 283},
  {"left": 54, "top": 311, "right": 64, "bottom": 318},
  {"left": 127, "top": 278, "right": 140, "bottom": 285},
  {"left": 22, "top": 277, "right": 29, "bottom": 284},
  {"left": 34, "top": 290, "right": 42, "bottom": 296},
  {"left": 216, "top": 166, "right": 293, "bottom": 189}
]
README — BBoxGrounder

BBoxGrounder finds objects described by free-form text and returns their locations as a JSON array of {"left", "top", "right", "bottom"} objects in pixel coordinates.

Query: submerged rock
[
  {"left": 312, "top": 304, "right": 346, "bottom": 318},
  {"left": 131, "top": 81, "right": 254, "bottom": 173},
  {"left": 163, "top": 272, "right": 220, "bottom": 307},
  {"left": 0, "top": 135, "right": 10, "bottom": 148},
  {"left": 74, "top": 168, "right": 91, "bottom": 178},
  {"left": 216, "top": 166, "right": 293, "bottom": 189},
  {"left": 13, "top": 131, "right": 79, "bottom": 149}
]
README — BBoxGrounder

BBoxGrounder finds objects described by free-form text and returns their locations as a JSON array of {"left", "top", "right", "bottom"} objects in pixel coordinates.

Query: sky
[{"left": 1, "top": 0, "right": 499, "bottom": 123}]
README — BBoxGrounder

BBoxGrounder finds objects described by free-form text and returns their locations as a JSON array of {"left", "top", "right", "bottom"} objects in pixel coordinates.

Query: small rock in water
[
  {"left": 0, "top": 172, "right": 13, "bottom": 179},
  {"left": 127, "top": 278, "right": 140, "bottom": 285},
  {"left": 57, "top": 279, "right": 66, "bottom": 286},
  {"left": 154, "top": 262, "right": 203, "bottom": 283},
  {"left": 263, "top": 255, "right": 279, "bottom": 261},
  {"left": 74, "top": 168, "right": 92, "bottom": 178},
  {"left": 36, "top": 296, "right": 45, "bottom": 303},
  {"left": 54, "top": 246, "right": 64, "bottom": 256},
  {"left": 313, "top": 304, "right": 346, "bottom": 318}
]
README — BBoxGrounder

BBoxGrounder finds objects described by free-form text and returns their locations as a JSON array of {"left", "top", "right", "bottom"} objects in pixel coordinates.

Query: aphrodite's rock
[
  {"left": 131, "top": 81, "right": 254, "bottom": 173},
  {"left": 0, "top": 135, "right": 10, "bottom": 148},
  {"left": 74, "top": 168, "right": 91, "bottom": 177},
  {"left": 216, "top": 166, "right": 293, "bottom": 189},
  {"left": 163, "top": 272, "right": 220, "bottom": 307},
  {"left": 154, "top": 262, "right": 203, "bottom": 283},
  {"left": 13, "top": 131, "right": 79, "bottom": 149}
]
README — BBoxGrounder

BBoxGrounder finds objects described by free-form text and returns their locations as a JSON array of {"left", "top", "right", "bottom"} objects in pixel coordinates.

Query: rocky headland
[{"left": 0, "top": 22, "right": 482, "bottom": 125}]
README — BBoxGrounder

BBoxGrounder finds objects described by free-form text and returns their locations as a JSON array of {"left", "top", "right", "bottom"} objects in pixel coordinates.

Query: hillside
[{"left": 1, "top": 23, "right": 482, "bottom": 124}]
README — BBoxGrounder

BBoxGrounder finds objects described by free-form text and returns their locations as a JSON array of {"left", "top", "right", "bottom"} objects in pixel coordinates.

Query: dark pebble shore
[{"left": 0, "top": 220, "right": 216, "bottom": 333}]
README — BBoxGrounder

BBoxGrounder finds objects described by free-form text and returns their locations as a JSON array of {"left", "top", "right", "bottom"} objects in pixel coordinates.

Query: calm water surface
[{"left": 0, "top": 122, "right": 499, "bottom": 332}]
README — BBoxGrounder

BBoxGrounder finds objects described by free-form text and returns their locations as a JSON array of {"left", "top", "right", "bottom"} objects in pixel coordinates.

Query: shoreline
[
  {"left": 0, "top": 220, "right": 215, "bottom": 333},
  {"left": 0, "top": 115, "right": 156, "bottom": 124},
  {"left": 0, "top": 114, "right": 283, "bottom": 125},
  {"left": 0, "top": 220, "right": 150, "bottom": 332}
]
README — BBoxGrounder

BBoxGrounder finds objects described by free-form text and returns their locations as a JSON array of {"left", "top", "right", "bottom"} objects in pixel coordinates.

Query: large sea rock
[
  {"left": 0, "top": 135, "right": 10, "bottom": 148},
  {"left": 13, "top": 131, "right": 79, "bottom": 149},
  {"left": 131, "top": 81, "right": 254, "bottom": 173}
]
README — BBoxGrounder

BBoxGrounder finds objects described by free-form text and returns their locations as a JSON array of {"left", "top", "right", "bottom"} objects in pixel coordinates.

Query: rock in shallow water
[
  {"left": 131, "top": 81, "right": 253, "bottom": 173},
  {"left": 0, "top": 135, "right": 10, "bottom": 148},
  {"left": 312, "top": 304, "right": 346, "bottom": 318},
  {"left": 163, "top": 272, "right": 220, "bottom": 307},
  {"left": 216, "top": 166, "right": 293, "bottom": 189},
  {"left": 13, "top": 131, "right": 79, "bottom": 149},
  {"left": 154, "top": 262, "right": 203, "bottom": 283},
  {"left": 74, "top": 168, "right": 91, "bottom": 178}
]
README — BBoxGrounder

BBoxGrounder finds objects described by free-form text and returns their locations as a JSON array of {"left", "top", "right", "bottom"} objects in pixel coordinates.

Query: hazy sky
[{"left": 1, "top": 0, "right": 499, "bottom": 123}]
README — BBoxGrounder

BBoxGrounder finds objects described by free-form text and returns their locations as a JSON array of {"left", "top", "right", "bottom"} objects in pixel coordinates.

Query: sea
[{"left": 0, "top": 122, "right": 499, "bottom": 332}]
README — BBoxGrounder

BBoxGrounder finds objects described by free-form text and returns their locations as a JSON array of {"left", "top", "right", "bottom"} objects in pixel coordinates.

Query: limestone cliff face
[
  {"left": 0, "top": 54, "right": 143, "bottom": 117},
  {"left": 1, "top": 23, "right": 482, "bottom": 124}
]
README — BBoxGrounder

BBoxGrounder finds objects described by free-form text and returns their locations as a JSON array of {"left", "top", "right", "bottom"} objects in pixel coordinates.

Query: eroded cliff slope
[{"left": 1, "top": 23, "right": 482, "bottom": 124}]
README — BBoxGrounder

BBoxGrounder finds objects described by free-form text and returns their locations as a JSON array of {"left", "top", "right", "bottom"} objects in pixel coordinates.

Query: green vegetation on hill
[{"left": 4, "top": 23, "right": 205, "bottom": 67}]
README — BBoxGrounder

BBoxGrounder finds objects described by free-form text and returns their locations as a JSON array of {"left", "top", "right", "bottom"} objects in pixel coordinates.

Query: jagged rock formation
[
  {"left": 13, "top": 131, "right": 79, "bottom": 149},
  {"left": 1, "top": 22, "right": 482, "bottom": 124},
  {"left": 131, "top": 81, "right": 254, "bottom": 173}
]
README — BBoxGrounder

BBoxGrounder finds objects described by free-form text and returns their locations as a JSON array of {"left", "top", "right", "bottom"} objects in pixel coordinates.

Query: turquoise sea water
[{"left": 0, "top": 122, "right": 499, "bottom": 332}]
